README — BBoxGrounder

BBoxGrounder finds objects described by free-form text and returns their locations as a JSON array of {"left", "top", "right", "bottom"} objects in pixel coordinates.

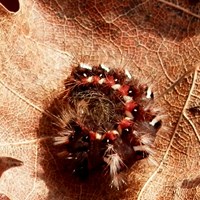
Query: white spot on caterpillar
[
  {"left": 149, "top": 115, "right": 162, "bottom": 126},
  {"left": 112, "top": 130, "right": 119, "bottom": 135},
  {"left": 146, "top": 87, "right": 153, "bottom": 99},
  {"left": 100, "top": 64, "right": 110, "bottom": 72},
  {"left": 66, "top": 156, "right": 73, "bottom": 160},
  {"left": 96, "top": 133, "right": 102, "bottom": 140},
  {"left": 87, "top": 76, "right": 93, "bottom": 83},
  {"left": 80, "top": 63, "right": 92, "bottom": 70},
  {"left": 98, "top": 78, "right": 105, "bottom": 84},
  {"left": 125, "top": 117, "right": 133, "bottom": 120},
  {"left": 111, "top": 84, "right": 121, "bottom": 90},
  {"left": 125, "top": 69, "right": 132, "bottom": 79},
  {"left": 123, "top": 95, "right": 132, "bottom": 102},
  {"left": 125, "top": 111, "right": 133, "bottom": 119}
]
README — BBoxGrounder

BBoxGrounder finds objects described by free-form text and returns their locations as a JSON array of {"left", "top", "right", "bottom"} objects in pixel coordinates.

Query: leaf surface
[{"left": 0, "top": 0, "right": 200, "bottom": 199}]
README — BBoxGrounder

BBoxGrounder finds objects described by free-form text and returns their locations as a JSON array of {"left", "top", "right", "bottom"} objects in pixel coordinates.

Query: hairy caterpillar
[{"left": 53, "top": 63, "right": 163, "bottom": 189}]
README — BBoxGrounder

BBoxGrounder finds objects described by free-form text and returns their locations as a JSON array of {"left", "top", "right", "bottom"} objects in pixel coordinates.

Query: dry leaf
[{"left": 0, "top": 0, "right": 200, "bottom": 199}]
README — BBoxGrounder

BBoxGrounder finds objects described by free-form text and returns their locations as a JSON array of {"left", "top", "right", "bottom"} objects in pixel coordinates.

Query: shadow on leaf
[
  {"left": 36, "top": 0, "right": 200, "bottom": 42},
  {"left": 181, "top": 176, "right": 200, "bottom": 189},
  {"left": 0, "top": 157, "right": 23, "bottom": 177},
  {"left": 37, "top": 96, "right": 128, "bottom": 200}
]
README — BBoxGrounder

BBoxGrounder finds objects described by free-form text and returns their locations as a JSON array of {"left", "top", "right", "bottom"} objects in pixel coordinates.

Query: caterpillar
[{"left": 53, "top": 63, "right": 163, "bottom": 189}]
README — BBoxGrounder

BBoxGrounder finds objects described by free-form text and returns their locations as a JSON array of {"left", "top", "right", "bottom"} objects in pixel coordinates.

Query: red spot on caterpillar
[
  {"left": 93, "top": 76, "right": 100, "bottom": 84},
  {"left": 125, "top": 101, "right": 138, "bottom": 112},
  {"left": 89, "top": 131, "right": 98, "bottom": 140},
  {"left": 103, "top": 130, "right": 119, "bottom": 141},
  {"left": 119, "top": 119, "right": 133, "bottom": 129},
  {"left": 81, "top": 77, "right": 89, "bottom": 84},
  {"left": 119, "top": 85, "right": 130, "bottom": 96},
  {"left": 106, "top": 76, "right": 116, "bottom": 86}
]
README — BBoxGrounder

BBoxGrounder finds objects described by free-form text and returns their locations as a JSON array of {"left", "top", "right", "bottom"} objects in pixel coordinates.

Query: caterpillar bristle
[
  {"left": 103, "top": 145, "right": 126, "bottom": 188},
  {"left": 54, "top": 135, "right": 70, "bottom": 145}
]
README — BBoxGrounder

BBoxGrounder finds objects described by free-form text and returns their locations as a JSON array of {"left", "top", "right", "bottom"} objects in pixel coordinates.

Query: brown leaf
[{"left": 0, "top": 0, "right": 200, "bottom": 199}]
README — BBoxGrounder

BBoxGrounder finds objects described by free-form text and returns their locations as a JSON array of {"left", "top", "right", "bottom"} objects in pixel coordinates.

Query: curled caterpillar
[{"left": 53, "top": 63, "right": 162, "bottom": 189}]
